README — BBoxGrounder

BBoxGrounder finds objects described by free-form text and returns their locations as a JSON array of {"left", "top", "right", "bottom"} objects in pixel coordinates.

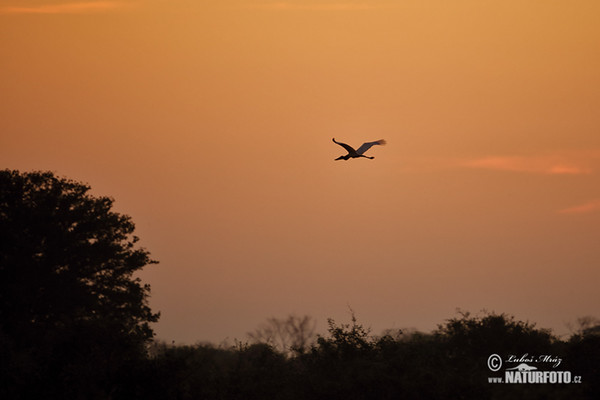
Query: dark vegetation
[{"left": 1, "top": 170, "right": 598, "bottom": 399}]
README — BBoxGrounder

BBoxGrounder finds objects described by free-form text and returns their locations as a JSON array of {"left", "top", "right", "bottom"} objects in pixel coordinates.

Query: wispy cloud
[
  {"left": 460, "top": 153, "right": 597, "bottom": 175},
  {"left": 245, "top": 1, "right": 389, "bottom": 11},
  {"left": 559, "top": 199, "right": 600, "bottom": 214},
  {"left": 0, "top": 1, "right": 127, "bottom": 15}
]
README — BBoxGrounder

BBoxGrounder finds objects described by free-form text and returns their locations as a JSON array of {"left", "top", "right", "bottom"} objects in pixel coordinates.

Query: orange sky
[{"left": 2, "top": 0, "right": 600, "bottom": 343}]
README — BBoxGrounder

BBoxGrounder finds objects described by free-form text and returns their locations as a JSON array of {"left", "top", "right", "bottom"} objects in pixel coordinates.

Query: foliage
[
  {"left": 0, "top": 170, "right": 158, "bottom": 399},
  {"left": 566, "top": 320, "right": 600, "bottom": 399},
  {"left": 248, "top": 315, "right": 317, "bottom": 356},
  {"left": 137, "top": 312, "right": 598, "bottom": 400}
]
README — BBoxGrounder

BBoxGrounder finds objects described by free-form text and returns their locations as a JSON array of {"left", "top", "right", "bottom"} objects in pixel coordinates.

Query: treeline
[
  {"left": 5, "top": 311, "right": 600, "bottom": 399},
  {"left": 115, "top": 313, "right": 598, "bottom": 399},
  {"left": 2, "top": 170, "right": 598, "bottom": 399}
]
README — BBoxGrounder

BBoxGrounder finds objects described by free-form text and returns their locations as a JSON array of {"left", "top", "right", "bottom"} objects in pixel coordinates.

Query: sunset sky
[{"left": 2, "top": 0, "right": 599, "bottom": 344}]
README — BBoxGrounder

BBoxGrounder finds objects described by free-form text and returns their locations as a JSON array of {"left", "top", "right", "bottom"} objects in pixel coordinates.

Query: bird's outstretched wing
[
  {"left": 332, "top": 138, "right": 357, "bottom": 154},
  {"left": 356, "top": 139, "right": 386, "bottom": 155}
]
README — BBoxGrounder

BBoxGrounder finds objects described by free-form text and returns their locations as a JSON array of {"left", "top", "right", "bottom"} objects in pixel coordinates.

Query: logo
[
  {"left": 505, "top": 363, "right": 537, "bottom": 371},
  {"left": 487, "top": 353, "right": 582, "bottom": 384},
  {"left": 487, "top": 354, "right": 502, "bottom": 372}
]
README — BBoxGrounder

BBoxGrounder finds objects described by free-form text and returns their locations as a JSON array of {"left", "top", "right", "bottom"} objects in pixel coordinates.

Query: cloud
[
  {"left": 559, "top": 199, "right": 600, "bottom": 214},
  {"left": 460, "top": 154, "right": 595, "bottom": 175},
  {"left": 245, "top": 1, "right": 388, "bottom": 11},
  {"left": 0, "top": 1, "right": 127, "bottom": 15}
]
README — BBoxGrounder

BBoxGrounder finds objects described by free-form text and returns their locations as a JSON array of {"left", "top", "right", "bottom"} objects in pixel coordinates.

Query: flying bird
[{"left": 332, "top": 138, "right": 386, "bottom": 160}]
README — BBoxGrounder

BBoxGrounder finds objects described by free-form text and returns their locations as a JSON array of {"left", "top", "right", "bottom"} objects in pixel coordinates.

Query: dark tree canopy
[{"left": 0, "top": 170, "right": 159, "bottom": 398}]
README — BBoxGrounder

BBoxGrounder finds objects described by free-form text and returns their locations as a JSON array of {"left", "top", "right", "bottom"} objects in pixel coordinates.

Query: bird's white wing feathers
[{"left": 356, "top": 139, "right": 386, "bottom": 155}]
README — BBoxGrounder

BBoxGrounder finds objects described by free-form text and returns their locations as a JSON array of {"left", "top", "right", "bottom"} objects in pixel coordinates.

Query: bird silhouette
[{"left": 332, "top": 138, "right": 386, "bottom": 160}]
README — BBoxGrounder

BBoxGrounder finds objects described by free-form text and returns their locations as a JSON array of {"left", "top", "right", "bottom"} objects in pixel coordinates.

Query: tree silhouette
[
  {"left": 248, "top": 314, "right": 317, "bottom": 356},
  {"left": 0, "top": 170, "right": 159, "bottom": 399}
]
